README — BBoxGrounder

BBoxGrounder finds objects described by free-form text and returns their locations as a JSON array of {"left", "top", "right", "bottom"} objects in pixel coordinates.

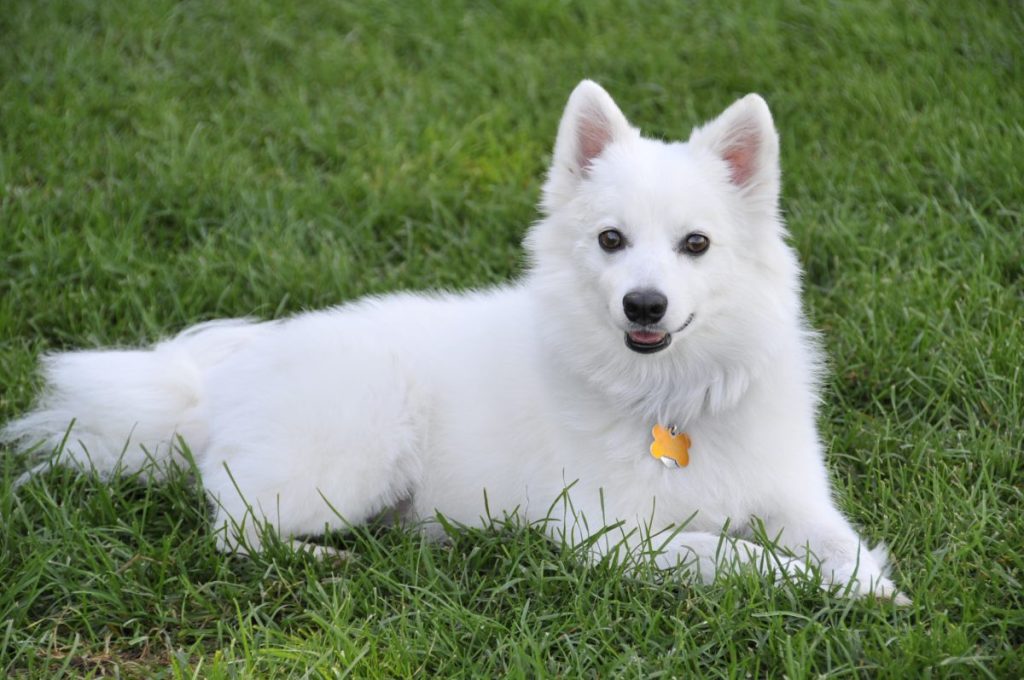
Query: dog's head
[{"left": 526, "top": 81, "right": 804, "bottom": 414}]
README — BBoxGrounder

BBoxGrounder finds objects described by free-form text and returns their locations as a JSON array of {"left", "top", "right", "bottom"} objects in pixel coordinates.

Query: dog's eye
[
  {"left": 598, "top": 229, "right": 626, "bottom": 252},
  {"left": 681, "top": 232, "right": 710, "bottom": 256}
]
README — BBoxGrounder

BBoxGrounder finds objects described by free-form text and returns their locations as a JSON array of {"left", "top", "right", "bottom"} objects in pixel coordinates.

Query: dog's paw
[
  {"left": 867, "top": 578, "right": 912, "bottom": 606},
  {"left": 289, "top": 540, "right": 354, "bottom": 563},
  {"left": 827, "top": 567, "right": 910, "bottom": 605},
  {"left": 891, "top": 591, "right": 913, "bottom": 607}
]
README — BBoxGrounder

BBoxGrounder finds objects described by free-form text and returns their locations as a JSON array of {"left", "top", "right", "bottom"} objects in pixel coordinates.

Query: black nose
[{"left": 622, "top": 290, "right": 668, "bottom": 325}]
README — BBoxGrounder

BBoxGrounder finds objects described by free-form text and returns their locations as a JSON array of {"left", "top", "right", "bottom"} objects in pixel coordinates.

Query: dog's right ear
[{"left": 541, "top": 80, "right": 636, "bottom": 214}]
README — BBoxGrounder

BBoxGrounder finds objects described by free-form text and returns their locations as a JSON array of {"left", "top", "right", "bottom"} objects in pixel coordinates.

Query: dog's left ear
[
  {"left": 541, "top": 80, "right": 638, "bottom": 214},
  {"left": 689, "top": 94, "right": 780, "bottom": 216}
]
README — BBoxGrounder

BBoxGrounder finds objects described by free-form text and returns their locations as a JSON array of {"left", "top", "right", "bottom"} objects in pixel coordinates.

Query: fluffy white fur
[{"left": 3, "top": 81, "right": 904, "bottom": 601}]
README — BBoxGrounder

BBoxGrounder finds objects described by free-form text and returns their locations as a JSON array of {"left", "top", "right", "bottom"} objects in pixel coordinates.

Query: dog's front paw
[
  {"left": 828, "top": 565, "right": 910, "bottom": 605},
  {"left": 862, "top": 577, "right": 912, "bottom": 606}
]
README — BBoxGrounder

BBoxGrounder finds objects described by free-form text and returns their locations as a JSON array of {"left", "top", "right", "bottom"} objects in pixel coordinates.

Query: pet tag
[{"left": 650, "top": 425, "right": 691, "bottom": 468}]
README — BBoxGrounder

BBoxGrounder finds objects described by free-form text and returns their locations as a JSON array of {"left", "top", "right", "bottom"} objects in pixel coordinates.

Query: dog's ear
[
  {"left": 689, "top": 94, "right": 780, "bottom": 216},
  {"left": 541, "top": 80, "right": 636, "bottom": 214}
]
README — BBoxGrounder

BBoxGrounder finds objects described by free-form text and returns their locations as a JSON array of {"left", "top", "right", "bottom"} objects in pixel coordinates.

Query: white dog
[{"left": 3, "top": 81, "right": 904, "bottom": 601}]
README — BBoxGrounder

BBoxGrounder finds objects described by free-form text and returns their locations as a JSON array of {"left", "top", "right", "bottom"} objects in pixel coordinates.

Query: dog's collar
[{"left": 650, "top": 425, "right": 691, "bottom": 468}]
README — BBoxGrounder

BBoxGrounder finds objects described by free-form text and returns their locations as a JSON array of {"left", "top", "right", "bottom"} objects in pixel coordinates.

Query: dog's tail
[{"left": 2, "top": 319, "right": 264, "bottom": 484}]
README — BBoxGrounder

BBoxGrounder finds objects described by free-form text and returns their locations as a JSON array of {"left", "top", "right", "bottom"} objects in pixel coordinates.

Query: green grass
[{"left": 1, "top": 0, "right": 1021, "bottom": 676}]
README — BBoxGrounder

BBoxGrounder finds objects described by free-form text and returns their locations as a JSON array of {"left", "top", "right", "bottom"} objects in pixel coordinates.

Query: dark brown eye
[
  {"left": 681, "top": 232, "right": 710, "bottom": 255},
  {"left": 598, "top": 229, "right": 625, "bottom": 252}
]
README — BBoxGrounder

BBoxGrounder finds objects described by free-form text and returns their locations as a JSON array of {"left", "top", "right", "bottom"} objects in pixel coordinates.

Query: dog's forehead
[{"left": 586, "top": 139, "right": 730, "bottom": 231}]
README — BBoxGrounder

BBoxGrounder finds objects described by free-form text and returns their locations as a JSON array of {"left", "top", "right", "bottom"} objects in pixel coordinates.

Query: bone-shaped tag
[{"left": 650, "top": 425, "right": 691, "bottom": 468}]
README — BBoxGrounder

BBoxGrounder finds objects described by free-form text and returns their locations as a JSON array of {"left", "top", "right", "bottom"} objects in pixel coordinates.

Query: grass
[{"left": 1, "top": 0, "right": 1021, "bottom": 676}]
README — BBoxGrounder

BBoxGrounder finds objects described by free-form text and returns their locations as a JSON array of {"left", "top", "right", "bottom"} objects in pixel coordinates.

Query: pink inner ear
[
  {"left": 576, "top": 112, "right": 613, "bottom": 172},
  {"left": 723, "top": 134, "right": 760, "bottom": 187}
]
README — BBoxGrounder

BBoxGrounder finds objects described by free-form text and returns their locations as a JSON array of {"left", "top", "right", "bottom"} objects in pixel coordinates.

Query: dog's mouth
[
  {"left": 625, "top": 329, "right": 671, "bottom": 353},
  {"left": 624, "top": 314, "right": 694, "bottom": 355}
]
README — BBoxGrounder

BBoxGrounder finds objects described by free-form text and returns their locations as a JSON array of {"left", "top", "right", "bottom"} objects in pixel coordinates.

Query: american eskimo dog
[{"left": 3, "top": 81, "right": 904, "bottom": 601}]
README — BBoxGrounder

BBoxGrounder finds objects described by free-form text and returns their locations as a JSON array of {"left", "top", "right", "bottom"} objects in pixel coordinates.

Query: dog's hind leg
[
  {"left": 200, "top": 390, "right": 426, "bottom": 556},
  {"left": 200, "top": 412, "right": 424, "bottom": 557},
  {"left": 207, "top": 507, "right": 352, "bottom": 560},
  {"left": 185, "top": 311, "right": 431, "bottom": 557}
]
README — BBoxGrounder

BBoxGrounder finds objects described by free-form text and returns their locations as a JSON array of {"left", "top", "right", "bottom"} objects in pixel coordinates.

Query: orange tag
[{"left": 650, "top": 425, "right": 691, "bottom": 468}]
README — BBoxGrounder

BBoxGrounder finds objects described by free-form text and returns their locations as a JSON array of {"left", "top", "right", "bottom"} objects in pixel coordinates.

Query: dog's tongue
[{"left": 628, "top": 330, "right": 667, "bottom": 345}]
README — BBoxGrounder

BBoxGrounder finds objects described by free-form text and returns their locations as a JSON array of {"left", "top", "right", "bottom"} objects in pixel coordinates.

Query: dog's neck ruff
[{"left": 649, "top": 424, "right": 690, "bottom": 468}]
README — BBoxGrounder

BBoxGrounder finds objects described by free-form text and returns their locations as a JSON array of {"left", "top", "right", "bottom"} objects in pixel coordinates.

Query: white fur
[{"left": 2, "top": 81, "right": 904, "bottom": 601}]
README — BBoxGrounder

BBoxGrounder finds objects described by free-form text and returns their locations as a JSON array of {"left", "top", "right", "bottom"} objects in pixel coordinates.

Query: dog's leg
[
  {"left": 286, "top": 540, "right": 354, "bottom": 561},
  {"left": 761, "top": 505, "right": 909, "bottom": 604},
  {"left": 544, "top": 493, "right": 804, "bottom": 584},
  {"left": 208, "top": 507, "right": 352, "bottom": 560},
  {"left": 652, "top": 531, "right": 807, "bottom": 584},
  {"left": 558, "top": 511, "right": 804, "bottom": 584}
]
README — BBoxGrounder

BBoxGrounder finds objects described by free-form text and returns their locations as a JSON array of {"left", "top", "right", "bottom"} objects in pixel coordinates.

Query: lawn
[{"left": 1, "top": 0, "right": 1021, "bottom": 676}]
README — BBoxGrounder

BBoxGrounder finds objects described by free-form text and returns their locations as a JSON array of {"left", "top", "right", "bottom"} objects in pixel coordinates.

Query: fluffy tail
[{"left": 2, "top": 319, "right": 264, "bottom": 483}]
